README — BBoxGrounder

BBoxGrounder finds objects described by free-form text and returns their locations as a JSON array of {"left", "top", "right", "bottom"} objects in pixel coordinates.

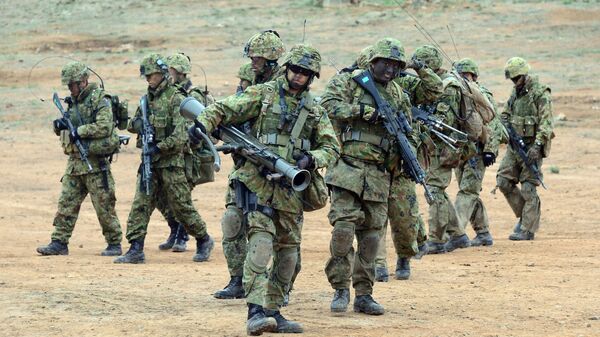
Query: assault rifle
[
  {"left": 52, "top": 92, "right": 93, "bottom": 172},
  {"left": 411, "top": 105, "right": 468, "bottom": 151},
  {"left": 504, "top": 123, "right": 547, "bottom": 189},
  {"left": 180, "top": 97, "right": 310, "bottom": 192},
  {"left": 139, "top": 95, "right": 154, "bottom": 195},
  {"left": 352, "top": 71, "right": 434, "bottom": 204}
]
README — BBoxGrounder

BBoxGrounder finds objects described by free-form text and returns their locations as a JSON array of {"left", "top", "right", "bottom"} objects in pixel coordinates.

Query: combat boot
[
  {"left": 470, "top": 232, "right": 494, "bottom": 247},
  {"left": 513, "top": 220, "right": 522, "bottom": 234},
  {"left": 330, "top": 288, "right": 350, "bottom": 313},
  {"left": 113, "top": 239, "right": 145, "bottom": 264},
  {"left": 426, "top": 241, "right": 446, "bottom": 255},
  {"left": 214, "top": 276, "right": 245, "bottom": 299},
  {"left": 192, "top": 234, "right": 214, "bottom": 262},
  {"left": 246, "top": 303, "right": 277, "bottom": 336},
  {"left": 36, "top": 240, "right": 68, "bottom": 256},
  {"left": 413, "top": 244, "right": 428, "bottom": 259},
  {"left": 171, "top": 224, "right": 189, "bottom": 252},
  {"left": 444, "top": 234, "right": 471, "bottom": 252},
  {"left": 509, "top": 230, "right": 534, "bottom": 241},
  {"left": 265, "top": 309, "right": 303, "bottom": 333},
  {"left": 375, "top": 266, "right": 389, "bottom": 282},
  {"left": 395, "top": 257, "right": 410, "bottom": 280},
  {"left": 158, "top": 219, "right": 179, "bottom": 250},
  {"left": 353, "top": 295, "right": 384, "bottom": 315},
  {"left": 101, "top": 243, "right": 122, "bottom": 256}
]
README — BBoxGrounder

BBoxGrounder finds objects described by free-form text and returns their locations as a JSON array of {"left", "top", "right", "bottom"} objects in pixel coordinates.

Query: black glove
[
  {"left": 188, "top": 121, "right": 207, "bottom": 145},
  {"left": 407, "top": 56, "right": 425, "bottom": 71},
  {"left": 144, "top": 143, "right": 160, "bottom": 156},
  {"left": 482, "top": 152, "right": 496, "bottom": 167},
  {"left": 294, "top": 153, "right": 315, "bottom": 170},
  {"left": 69, "top": 128, "right": 81, "bottom": 143},
  {"left": 53, "top": 118, "right": 69, "bottom": 131},
  {"left": 527, "top": 144, "right": 542, "bottom": 164}
]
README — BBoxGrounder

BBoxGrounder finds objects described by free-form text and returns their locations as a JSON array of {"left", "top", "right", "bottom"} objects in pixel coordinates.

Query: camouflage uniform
[
  {"left": 497, "top": 57, "right": 554, "bottom": 239},
  {"left": 196, "top": 44, "right": 338, "bottom": 333},
  {"left": 322, "top": 38, "right": 413, "bottom": 312},
  {"left": 37, "top": 62, "right": 122, "bottom": 256}
]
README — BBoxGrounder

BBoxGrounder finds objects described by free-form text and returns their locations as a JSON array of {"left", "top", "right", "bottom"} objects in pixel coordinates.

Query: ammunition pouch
[
  {"left": 303, "top": 169, "right": 328, "bottom": 212},
  {"left": 111, "top": 95, "right": 129, "bottom": 130},
  {"left": 184, "top": 146, "right": 215, "bottom": 186},
  {"left": 258, "top": 133, "right": 311, "bottom": 151},
  {"left": 233, "top": 180, "right": 274, "bottom": 218},
  {"left": 340, "top": 130, "right": 390, "bottom": 152},
  {"left": 85, "top": 128, "right": 120, "bottom": 156}
]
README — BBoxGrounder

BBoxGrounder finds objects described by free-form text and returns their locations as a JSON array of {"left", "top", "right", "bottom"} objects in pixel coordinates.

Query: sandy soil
[{"left": 1, "top": 1, "right": 599, "bottom": 336}]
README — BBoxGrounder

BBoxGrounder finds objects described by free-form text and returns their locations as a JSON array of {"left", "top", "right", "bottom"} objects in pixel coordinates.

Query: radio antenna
[
  {"left": 302, "top": 19, "right": 307, "bottom": 43},
  {"left": 447, "top": 24, "right": 461, "bottom": 60}
]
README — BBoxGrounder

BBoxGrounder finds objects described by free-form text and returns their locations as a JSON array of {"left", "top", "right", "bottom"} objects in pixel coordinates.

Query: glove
[
  {"left": 53, "top": 118, "right": 69, "bottom": 131},
  {"left": 144, "top": 143, "right": 160, "bottom": 156},
  {"left": 527, "top": 144, "right": 542, "bottom": 164},
  {"left": 69, "top": 128, "right": 81, "bottom": 143},
  {"left": 130, "top": 117, "right": 143, "bottom": 134},
  {"left": 482, "top": 152, "right": 496, "bottom": 167},
  {"left": 294, "top": 153, "right": 315, "bottom": 170},
  {"left": 188, "top": 121, "right": 207, "bottom": 144},
  {"left": 407, "top": 56, "right": 425, "bottom": 71},
  {"left": 359, "top": 104, "right": 379, "bottom": 123}
]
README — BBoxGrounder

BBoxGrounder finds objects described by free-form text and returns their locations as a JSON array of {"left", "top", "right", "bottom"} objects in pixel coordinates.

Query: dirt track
[{"left": 1, "top": 1, "right": 599, "bottom": 336}]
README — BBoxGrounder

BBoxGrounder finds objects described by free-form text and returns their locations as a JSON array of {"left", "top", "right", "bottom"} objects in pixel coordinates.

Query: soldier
[
  {"left": 214, "top": 30, "right": 286, "bottom": 301},
  {"left": 453, "top": 58, "right": 507, "bottom": 246},
  {"left": 375, "top": 45, "right": 443, "bottom": 281},
  {"left": 497, "top": 57, "right": 554, "bottom": 241},
  {"left": 190, "top": 44, "right": 339, "bottom": 335},
  {"left": 114, "top": 53, "right": 214, "bottom": 264},
  {"left": 322, "top": 38, "right": 413, "bottom": 315},
  {"left": 37, "top": 61, "right": 123, "bottom": 256}
]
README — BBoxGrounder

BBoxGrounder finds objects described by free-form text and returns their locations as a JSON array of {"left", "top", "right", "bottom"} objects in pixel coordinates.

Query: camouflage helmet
[
  {"left": 139, "top": 53, "right": 168, "bottom": 76},
  {"left": 283, "top": 43, "right": 322, "bottom": 78},
  {"left": 356, "top": 45, "right": 373, "bottom": 69},
  {"left": 455, "top": 58, "right": 479, "bottom": 77},
  {"left": 504, "top": 57, "right": 530, "bottom": 79},
  {"left": 367, "top": 38, "right": 406, "bottom": 68},
  {"left": 412, "top": 45, "right": 442, "bottom": 71},
  {"left": 243, "top": 30, "right": 285, "bottom": 61},
  {"left": 166, "top": 53, "right": 191, "bottom": 74},
  {"left": 61, "top": 61, "right": 89, "bottom": 85}
]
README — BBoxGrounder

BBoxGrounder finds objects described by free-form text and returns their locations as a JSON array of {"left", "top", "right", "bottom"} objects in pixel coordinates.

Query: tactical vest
[
  {"left": 147, "top": 85, "right": 178, "bottom": 144},
  {"left": 506, "top": 78, "right": 549, "bottom": 141}
]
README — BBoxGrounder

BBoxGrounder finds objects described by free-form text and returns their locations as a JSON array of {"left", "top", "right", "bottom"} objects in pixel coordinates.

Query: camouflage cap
[
  {"left": 504, "top": 57, "right": 530, "bottom": 79},
  {"left": 283, "top": 43, "right": 321, "bottom": 78},
  {"left": 61, "top": 61, "right": 89, "bottom": 85},
  {"left": 244, "top": 30, "right": 285, "bottom": 61},
  {"left": 356, "top": 45, "right": 373, "bottom": 69},
  {"left": 140, "top": 53, "right": 168, "bottom": 76},
  {"left": 412, "top": 45, "right": 442, "bottom": 71},
  {"left": 166, "top": 53, "right": 191, "bottom": 74},
  {"left": 367, "top": 38, "right": 406, "bottom": 67},
  {"left": 455, "top": 57, "right": 479, "bottom": 77}
]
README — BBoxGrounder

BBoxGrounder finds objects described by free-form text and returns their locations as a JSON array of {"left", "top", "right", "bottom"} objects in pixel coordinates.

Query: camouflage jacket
[
  {"left": 128, "top": 79, "right": 188, "bottom": 169},
  {"left": 56, "top": 82, "right": 114, "bottom": 176},
  {"left": 480, "top": 84, "right": 508, "bottom": 156},
  {"left": 502, "top": 75, "right": 554, "bottom": 154},
  {"left": 237, "top": 62, "right": 284, "bottom": 93},
  {"left": 197, "top": 76, "right": 340, "bottom": 213}
]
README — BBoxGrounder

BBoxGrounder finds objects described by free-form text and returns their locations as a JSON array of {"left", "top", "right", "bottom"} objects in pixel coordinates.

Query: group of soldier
[{"left": 35, "top": 29, "right": 554, "bottom": 335}]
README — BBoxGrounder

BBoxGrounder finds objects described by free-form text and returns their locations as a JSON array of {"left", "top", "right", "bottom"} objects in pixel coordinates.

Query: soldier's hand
[
  {"left": 144, "top": 143, "right": 160, "bottom": 156},
  {"left": 69, "top": 129, "right": 81, "bottom": 143},
  {"left": 527, "top": 144, "right": 542, "bottom": 164},
  {"left": 53, "top": 118, "right": 69, "bottom": 132},
  {"left": 294, "top": 152, "right": 315, "bottom": 170},
  {"left": 360, "top": 105, "right": 379, "bottom": 123},
  {"left": 482, "top": 152, "right": 496, "bottom": 167},
  {"left": 188, "top": 122, "right": 207, "bottom": 144},
  {"left": 131, "top": 117, "right": 143, "bottom": 134},
  {"left": 407, "top": 56, "right": 425, "bottom": 71}
]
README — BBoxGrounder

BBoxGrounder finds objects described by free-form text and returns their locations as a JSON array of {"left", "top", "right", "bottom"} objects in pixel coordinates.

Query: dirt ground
[{"left": 1, "top": 1, "right": 599, "bottom": 336}]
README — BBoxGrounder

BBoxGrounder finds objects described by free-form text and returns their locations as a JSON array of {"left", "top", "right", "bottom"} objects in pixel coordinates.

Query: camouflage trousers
[
  {"left": 455, "top": 156, "right": 489, "bottom": 234},
  {"left": 496, "top": 148, "right": 543, "bottom": 233},
  {"left": 125, "top": 166, "right": 207, "bottom": 242},
  {"left": 375, "top": 175, "right": 423, "bottom": 269},
  {"left": 426, "top": 155, "right": 463, "bottom": 243},
  {"left": 243, "top": 209, "right": 303, "bottom": 310},
  {"left": 325, "top": 187, "right": 386, "bottom": 296},
  {"left": 51, "top": 171, "right": 122, "bottom": 245}
]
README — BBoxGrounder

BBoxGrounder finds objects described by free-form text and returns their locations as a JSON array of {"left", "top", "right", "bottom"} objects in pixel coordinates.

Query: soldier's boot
[
  {"left": 113, "top": 239, "right": 145, "bottom": 264},
  {"left": 101, "top": 243, "right": 122, "bottom": 256},
  {"left": 509, "top": 230, "right": 535, "bottom": 241},
  {"left": 192, "top": 234, "right": 214, "bottom": 262},
  {"left": 171, "top": 223, "right": 189, "bottom": 252},
  {"left": 330, "top": 288, "right": 350, "bottom": 313},
  {"left": 353, "top": 295, "right": 385, "bottom": 315},
  {"left": 158, "top": 219, "right": 179, "bottom": 250},
  {"left": 214, "top": 276, "right": 245, "bottom": 299},
  {"left": 513, "top": 220, "right": 522, "bottom": 234},
  {"left": 413, "top": 244, "right": 428, "bottom": 260},
  {"left": 246, "top": 303, "right": 277, "bottom": 336},
  {"left": 470, "top": 232, "right": 494, "bottom": 247},
  {"left": 36, "top": 240, "right": 68, "bottom": 256},
  {"left": 375, "top": 266, "right": 389, "bottom": 282},
  {"left": 444, "top": 234, "right": 471, "bottom": 253},
  {"left": 426, "top": 241, "right": 447, "bottom": 255},
  {"left": 264, "top": 309, "right": 303, "bottom": 333},
  {"left": 395, "top": 257, "right": 410, "bottom": 280}
]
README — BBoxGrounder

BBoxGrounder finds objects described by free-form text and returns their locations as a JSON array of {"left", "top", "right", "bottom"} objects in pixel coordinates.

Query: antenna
[
  {"left": 327, "top": 57, "right": 340, "bottom": 73},
  {"left": 302, "top": 19, "right": 307, "bottom": 43},
  {"left": 447, "top": 25, "right": 461, "bottom": 60}
]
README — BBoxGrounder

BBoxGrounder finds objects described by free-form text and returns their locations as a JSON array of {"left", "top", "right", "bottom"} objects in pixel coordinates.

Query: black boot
[
  {"left": 265, "top": 309, "right": 303, "bottom": 333},
  {"left": 158, "top": 219, "right": 179, "bottom": 250},
  {"left": 192, "top": 234, "right": 214, "bottom": 262},
  {"left": 470, "top": 232, "right": 494, "bottom": 246},
  {"left": 171, "top": 223, "right": 189, "bottom": 252},
  {"left": 413, "top": 244, "right": 428, "bottom": 259},
  {"left": 426, "top": 241, "right": 447, "bottom": 254},
  {"left": 375, "top": 266, "right": 389, "bottom": 282},
  {"left": 113, "top": 239, "right": 145, "bottom": 264},
  {"left": 444, "top": 234, "right": 471, "bottom": 252},
  {"left": 36, "top": 240, "right": 68, "bottom": 256},
  {"left": 395, "top": 257, "right": 410, "bottom": 280},
  {"left": 101, "top": 243, "right": 122, "bottom": 256},
  {"left": 246, "top": 303, "right": 277, "bottom": 336},
  {"left": 330, "top": 288, "right": 350, "bottom": 313},
  {"left": 509, "top": 230, "right": 534, "bottom": 241},
  {"left": 353, "top": 294, "right": 384, "bottom": 315},
  {"left": 214, "top": 276, "right": 245, "bottom": 299},
  {"left": 513, "top": 220, "right": 522, "bottom": 234}
]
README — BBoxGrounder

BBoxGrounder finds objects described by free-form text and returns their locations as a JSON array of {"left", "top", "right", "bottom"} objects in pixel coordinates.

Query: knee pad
[
  {"left": 331, "top": 222, "right": 355, "bottom": 257},
  {"left": 247, "top": 232, "right": 273, "bottom": 273},
  {"left": 359, "top": 231, "right": 380, "bottom": 262},
  {"left": 275, "top": 247, "right": 298, "bottom": 284},
  {"left": 221, "top": 205, "right": 243, "bottom": 240},
  {"left": 521, "top": 182, "right": 539, "bottom": 202},
  {"left": 496, "top": 176, "right": 515, "bottom": 194}
]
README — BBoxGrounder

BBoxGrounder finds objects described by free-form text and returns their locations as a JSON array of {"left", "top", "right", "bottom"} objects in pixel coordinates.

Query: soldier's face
[
  {"left": 67, "top": 79, "right": 87, "bottom": 97},
  {"left": 462, "top": 72, "right": 477, "bottom": 82},
  {"left": 168, "top": 68, "right": 185, "bottom": 84},
  {"left": 371, "top": 58, "right": 401, "bottom": 84},
  {"left": 251, "top": 57, "right": 267, "bottom": 74},
  {"left": 286, "top": 65, "right": 312, "bottom": 91},
  {"left": 511, "top": 75, "right": 526, "bottom": 88},
  {"left": 146, "top": 73, "right": 164, "bottom": 89}
]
